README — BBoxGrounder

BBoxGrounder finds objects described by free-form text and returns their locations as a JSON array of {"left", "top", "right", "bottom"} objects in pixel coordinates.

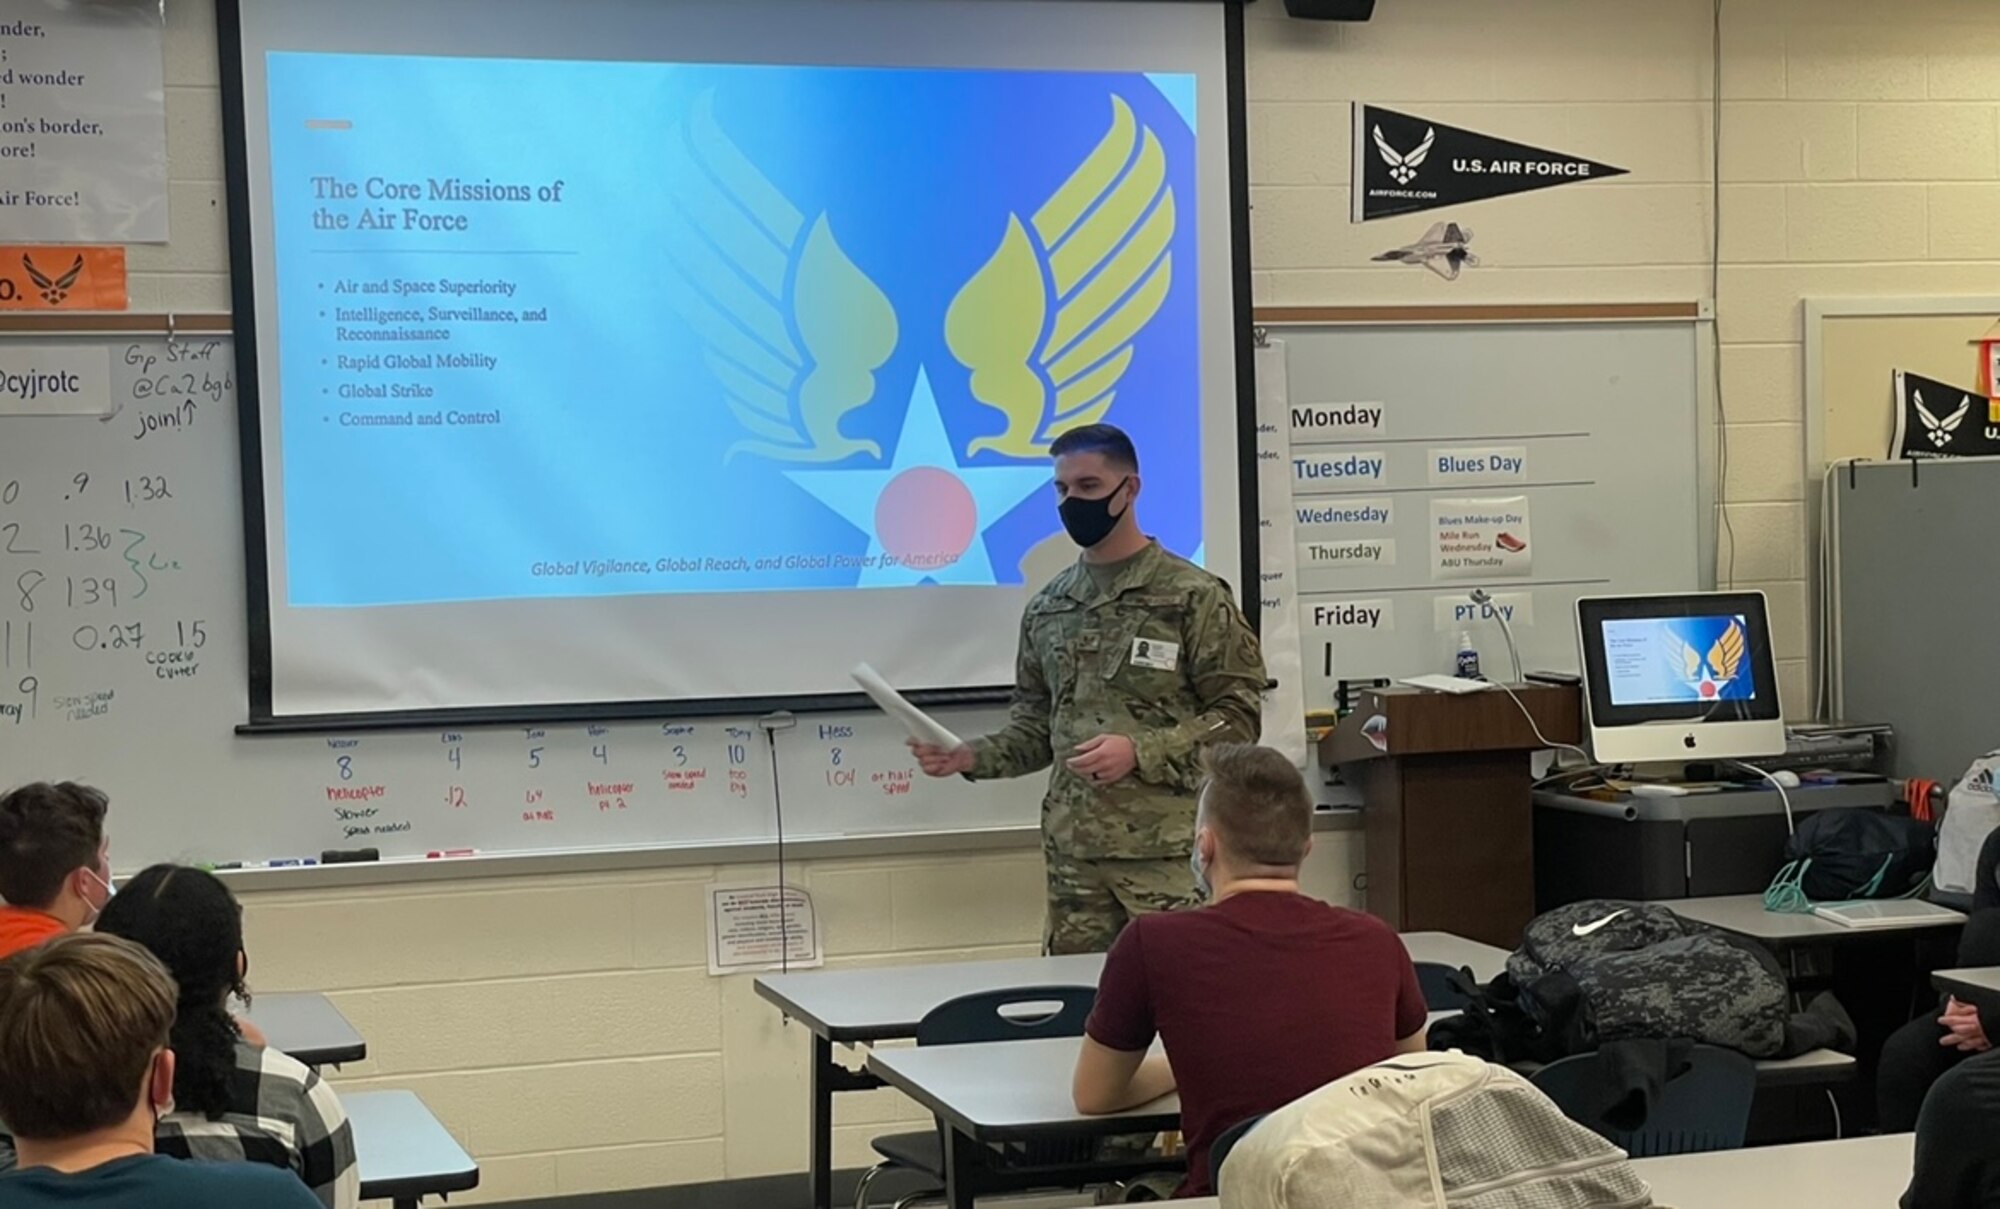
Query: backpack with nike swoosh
[{"left": 1503, "top": 899, "right": 1789, "bottom": 1059}]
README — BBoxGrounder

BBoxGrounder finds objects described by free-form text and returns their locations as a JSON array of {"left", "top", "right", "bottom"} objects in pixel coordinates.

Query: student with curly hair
[{"left": 96, "top": 864, "right": 358, "bottom": 1209}]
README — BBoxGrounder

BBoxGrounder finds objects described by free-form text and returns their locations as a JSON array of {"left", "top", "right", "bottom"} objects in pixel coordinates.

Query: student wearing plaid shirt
[{"left": 97, "top": 865, "right": 359, "bottom": 1209}]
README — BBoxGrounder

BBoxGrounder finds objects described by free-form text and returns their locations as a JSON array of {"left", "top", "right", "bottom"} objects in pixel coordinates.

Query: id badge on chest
[{"left": 1129, "top": 636, "right": 1180, "bottom": 672}]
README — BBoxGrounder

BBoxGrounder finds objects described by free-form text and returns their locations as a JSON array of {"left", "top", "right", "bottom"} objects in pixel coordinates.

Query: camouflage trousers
[{"left": 1043, "top": 835, "right": 1201, "bottom": 956}]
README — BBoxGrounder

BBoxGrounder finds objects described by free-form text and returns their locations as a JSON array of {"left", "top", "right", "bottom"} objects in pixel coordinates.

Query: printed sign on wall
[
  {"left": 1352, "top": 104, "right": 1627, "bottom": 223},
  {"left": 1430, "top": 497, "right": 1532, "bottom": 581},
  {"left": 0, "top": 5, "right": 167, "bottom": 242}
]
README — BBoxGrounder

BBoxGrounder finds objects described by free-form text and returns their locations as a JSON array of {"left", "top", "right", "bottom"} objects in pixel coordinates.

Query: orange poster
[{"left": 0, "top": 247, "right": 127, "bottom": 310}]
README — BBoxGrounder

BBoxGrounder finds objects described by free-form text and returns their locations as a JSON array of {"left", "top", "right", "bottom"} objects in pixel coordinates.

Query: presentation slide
[
  {"left": 266, "top": 54, "right": 1202, "bottom": 608},
  {"left": 1602, "top": 615, "right": 1757, "bottom": 707}
]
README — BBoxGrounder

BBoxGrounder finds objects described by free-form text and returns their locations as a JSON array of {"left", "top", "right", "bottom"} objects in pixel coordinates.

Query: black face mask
[{"left": 1059, "top": 477, "right": 1131, "bottom": 548}]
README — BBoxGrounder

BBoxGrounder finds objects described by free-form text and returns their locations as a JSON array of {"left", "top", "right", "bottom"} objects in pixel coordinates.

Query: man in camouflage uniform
[{"left": 913, "top": 424, "right": 1267, "bottom": 955}]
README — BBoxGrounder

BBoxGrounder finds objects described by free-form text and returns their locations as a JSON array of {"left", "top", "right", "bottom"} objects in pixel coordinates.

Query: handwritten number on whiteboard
[
  {"left": 528, "top": 747, "right": 543, "bottom": 769},
  {"left": 16, "top": 571, "right": 44, "bottom": 613},
  {"left": 591, "top": 744, "right": 609, "bottom": 765},
  {"left": 2, "top": 524, "right": 38, "bottom": 555},
  {"left": 727, "top": 743, "right": 747, "bottom": 766},
  {"left": 17, "top": 676, "right": 35, "bottom": 719},
  {"left": 830, "top": 747, "right": 843, "bottom": 767},
  {"left": 1, "top": 481, "right": 17, "bottom": 505},
  {"left": 447, "top": 745, "right": 461, "bottom": 769},
  {"left": 68, "top": 473, "right": 87, "bottom": 500},
  {"left": 672, "top": 744, "right": 688, "bottom": 767},
  {"left": 446, "top": 785, "right": 467, "bottom": 809},
  {"left": 336, "top": 756, "right": 353, "bottom": 781}
]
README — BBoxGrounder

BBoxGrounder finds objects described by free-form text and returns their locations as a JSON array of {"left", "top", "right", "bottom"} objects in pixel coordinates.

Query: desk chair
[
  {"left": 854, "top": 985, "right": 1100, "bottom": 1209},
  {"left": 1529, "top": 1045, "right": 1756, "bottom": 1157},
  {"left": 1209, "top": 1113, "right": 1266, "bottom": 1193},
  {"left": 1415, "top": 962, "right": 1474, "bottom": 1011}
]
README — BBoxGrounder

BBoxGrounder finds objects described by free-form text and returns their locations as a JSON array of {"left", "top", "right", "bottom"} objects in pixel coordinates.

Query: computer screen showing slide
[{"left": 1576, "top": 592, "right": 1783, "bottom": 764}]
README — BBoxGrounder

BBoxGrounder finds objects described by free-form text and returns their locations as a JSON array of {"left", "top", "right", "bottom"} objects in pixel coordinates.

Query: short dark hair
[
  {"left": 1200, "top": 744, "right": 1312, "bottom": 867},
  {"left": 0, "top": 932, "right": 176, "bottom": 1140},
  {"left": 1049, "top": 423, "right": 1139, "bottom": 473},
  {"left": 0, "top": 782, "right": 108, "bottom": 909}
]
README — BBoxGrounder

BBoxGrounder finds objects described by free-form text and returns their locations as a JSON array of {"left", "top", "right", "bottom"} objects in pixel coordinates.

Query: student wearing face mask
[
  {"left": 1068, "top": 745, "right": 1429, "bottom": 1198},
  {"left": 911, "top": 424, "right": 1268, "bottom": 955},
  {"left": 0, "top": 781, "right": 117, "bottom": 960},
  {"left": 0, "top": 932, "right": 321, "bottom": 1209}
]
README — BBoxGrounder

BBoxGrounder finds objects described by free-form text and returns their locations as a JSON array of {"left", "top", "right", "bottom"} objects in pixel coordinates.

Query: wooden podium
[{"left": 1322, "top": 684, "right": 1582, "bottom": 949}]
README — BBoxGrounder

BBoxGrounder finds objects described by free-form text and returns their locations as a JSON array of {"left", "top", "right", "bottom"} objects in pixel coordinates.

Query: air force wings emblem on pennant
[
  {"left": 1373, "top": 124, "right": 1434, "bottom": 186},
  {"left": 1914, "top": 389, "right": 1970, "bottom": 449}
]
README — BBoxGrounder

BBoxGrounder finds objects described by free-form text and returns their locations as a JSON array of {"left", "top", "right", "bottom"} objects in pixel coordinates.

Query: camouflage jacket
[{"left": 969, "top": 540, "right": 1267, "bottom": 860}]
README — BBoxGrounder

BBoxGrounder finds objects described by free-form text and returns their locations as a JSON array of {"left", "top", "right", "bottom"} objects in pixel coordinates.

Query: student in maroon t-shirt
[{"left": 1070, "top": 743, "right": 1428, "bottom": 1197}]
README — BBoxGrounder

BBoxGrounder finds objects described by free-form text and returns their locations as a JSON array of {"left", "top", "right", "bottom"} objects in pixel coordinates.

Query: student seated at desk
[
  {"left": 1905, "top": 1048, "right": 2000, "bottom": 1208},
  {"left": 1880, "top": 828, "right": 2000, "bottom": 1133},
  {"left": 96, "top": 865, "right": 358, "bottom": 1209},
  {"left": 0, "top": 933, "right": 322, "bottom": 1209},
  {"left": 1071, "top": 743, "right": 1427, "bottom": 1198},
  {"left": 0, "top": 781, "right": 117, "bottom": 959}
]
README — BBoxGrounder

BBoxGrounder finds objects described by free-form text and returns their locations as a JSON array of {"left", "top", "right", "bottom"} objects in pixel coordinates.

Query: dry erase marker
[
  {"left": 426, "top": 848, "right": 478, "bottom": 859},
  {"left": 248, "top": 858, "right": 317, "bottom": 869}
]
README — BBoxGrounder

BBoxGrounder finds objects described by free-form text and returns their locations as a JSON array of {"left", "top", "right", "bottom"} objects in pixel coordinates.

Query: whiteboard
[
  {"left": 1268, "top": 320, "right": 1709, "bottom": 708},
  {"left": 0, "top": 335, "right": 1038, "bottom": 870}
]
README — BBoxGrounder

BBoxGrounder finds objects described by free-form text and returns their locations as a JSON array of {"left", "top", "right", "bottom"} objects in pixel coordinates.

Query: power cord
[
  {"left": 1711, "top": 0, "right": 1735, "bottom": 591},
  {"left": 1726, "top": 757, "right": 1794, "bottom": 834},
  {"left": 1491, "top": 678, "right": 1595, "bottom": 770}
]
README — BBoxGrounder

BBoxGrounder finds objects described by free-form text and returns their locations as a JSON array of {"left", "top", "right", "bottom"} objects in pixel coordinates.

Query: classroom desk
[
  {"left": 1663, "top": 894, "right": 1963, "bottom": 944},
  {"left": 866, "top": 1036, "right": 1176, "bottom": 1209},
  {"left": 1170, "top": 1134, "right": 1916, "bottom": 1209},
  {"left": 1933, "top": 966, "right": 2000, "bottom": 998},
  {"left": 1629, "top": 1134, "right": 1911, "bottom": 1207},
  {"left": 348, "top": 1090, "right": 480, "bottom": 1209},
  {"left": 243, "top": 992, "right": 367, "bottom": 1068},
  {"left": 756, "top": 932, "right": 1504, "bottom": 1209},
  {"left": 864, "top": 1035, "right": 1855, "bottom": 1208}
]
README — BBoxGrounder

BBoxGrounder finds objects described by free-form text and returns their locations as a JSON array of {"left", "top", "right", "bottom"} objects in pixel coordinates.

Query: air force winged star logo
[
  {"left": 665, "top": 92, "right": 1177, "bottom": 586},
  {"left": 1374, "top": 124, "right": 1435, "bottom": 186},
  {"left": 1914, "top": 389, "right": 1971, "bottom": 448},
  {"left": 660, "top": 91, "right": 898, "bottom": 465},
  {"left": 946, "top": 95, "right": 1176, "bottom": 458},
  {"left": 1666, "top": 619, "right": 1747, "bottom": 701},
  {"left": 23, "top": 253, "right": 84, "bottom": 306}
]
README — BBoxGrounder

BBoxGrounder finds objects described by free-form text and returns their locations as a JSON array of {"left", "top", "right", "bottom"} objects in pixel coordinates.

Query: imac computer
[{"left": 1575, "top": 591, "right": 1785, "bottom": 764}]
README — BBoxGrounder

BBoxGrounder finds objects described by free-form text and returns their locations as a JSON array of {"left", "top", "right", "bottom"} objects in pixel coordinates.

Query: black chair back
[
  {"left": 1209, "top": 1113, "right": 1266, "bottom": 1191},
  {"left": 1528, "top": 1044, "right": 1756, "bottom": 1157},
  {"left": 915, "top": 984, "right": 1097, "bottom": 1047},
  {"left": 1415, "top": 961, "right": 1472, "bottom": 1011}
]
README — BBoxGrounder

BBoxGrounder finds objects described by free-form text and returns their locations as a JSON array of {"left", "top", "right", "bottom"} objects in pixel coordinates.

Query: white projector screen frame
[{"left": 218, "top": 0, "right": 1258, "bottom": 728}]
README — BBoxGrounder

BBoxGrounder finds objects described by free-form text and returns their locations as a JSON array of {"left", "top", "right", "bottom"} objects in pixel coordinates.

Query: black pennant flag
[
  {"left": 1352, "top": 104, "right": 1629, "bottom": 223},
  {"left": 1891, "top": 369, "right": 2000, "bottom": 460}
]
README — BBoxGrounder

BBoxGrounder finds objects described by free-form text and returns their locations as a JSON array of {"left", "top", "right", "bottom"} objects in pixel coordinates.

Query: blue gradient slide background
[{"left": 266, "top": 53, "right": 1200, "bottom": 608}]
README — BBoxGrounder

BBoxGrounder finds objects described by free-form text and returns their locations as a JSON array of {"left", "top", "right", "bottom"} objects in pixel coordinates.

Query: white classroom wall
[{"left": 121, "top": 0, "right": 2000, "bottom": 1199}]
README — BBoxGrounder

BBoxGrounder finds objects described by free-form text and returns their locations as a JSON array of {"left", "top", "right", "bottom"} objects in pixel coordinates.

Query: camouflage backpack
[{"left": 1505, "top": 900, "right": 1789, "bottom": 1059}]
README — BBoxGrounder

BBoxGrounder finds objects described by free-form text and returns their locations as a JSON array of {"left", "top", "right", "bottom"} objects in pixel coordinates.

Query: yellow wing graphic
[
  {"left": 1708, "top": 620, "right": 1746, "bottom": 682},
  {"left": 1667, "top": 632, "right": 1703, "bottom": 683},
  {"left": 946, "top": 95, "right": 1175, "bottom": 458},
  {"left": 662, "top": 92, "right": 897, "bottom": 463}
]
